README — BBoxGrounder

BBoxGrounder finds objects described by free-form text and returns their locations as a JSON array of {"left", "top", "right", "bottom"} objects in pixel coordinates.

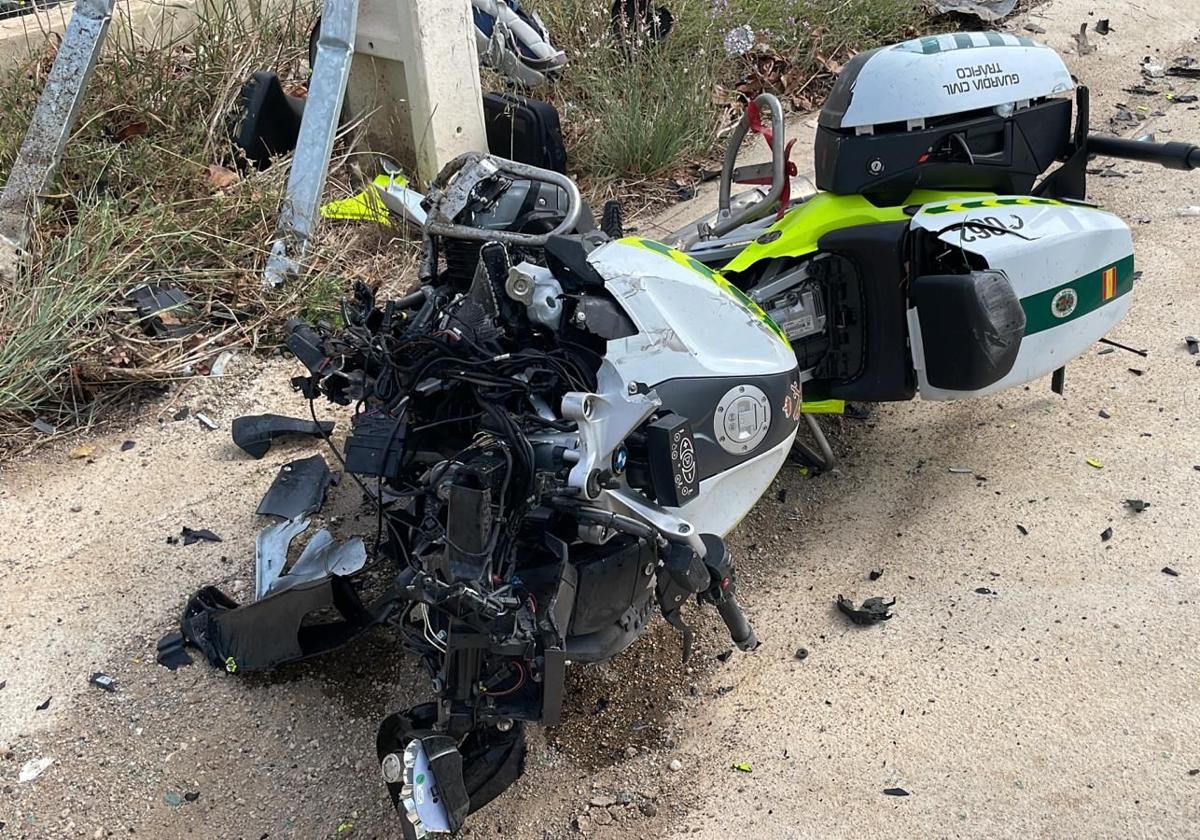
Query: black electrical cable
[
  {"left": 307, "top": 396, "right": 417, "bottom": 572},
  {"left": 409, "top": 412, "right": 485, "bottom": 433},
  {"left": 300, "top": 272, "right": 602, "bottom": 632}
]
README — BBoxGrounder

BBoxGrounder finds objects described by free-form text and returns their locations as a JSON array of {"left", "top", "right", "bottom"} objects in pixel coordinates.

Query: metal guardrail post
[
  {"left": 0, "top": 0, "right": 115, "bottom": 251},
  {"left": 262, "top": 0, "right": 358, "bottom": 288}
]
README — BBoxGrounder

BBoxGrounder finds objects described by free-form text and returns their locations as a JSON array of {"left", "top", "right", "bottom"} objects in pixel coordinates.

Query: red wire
[{"left": 485, "top": 662, "right": 526, "bottom": 697}]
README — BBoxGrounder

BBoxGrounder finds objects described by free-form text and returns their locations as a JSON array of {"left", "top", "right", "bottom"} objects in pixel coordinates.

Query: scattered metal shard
[
  {"left": 254, "top": 516, "right": 310, "bottom": 600},
  {"left": 267, "top": 530, "right": 366, "bottom": 595}
]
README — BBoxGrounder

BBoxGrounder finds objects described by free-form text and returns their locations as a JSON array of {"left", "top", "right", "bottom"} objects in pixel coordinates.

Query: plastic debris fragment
[
  {"left": 19, "top": 757, "right": 53, "bottom": 783},
  {"left": 181, "top": 527, "right": 222, "bottom": 546},
  {"left": 232, "top": 414, "right": 334, "bottom": 459},
  {"left": 89, "top": 672, "right": 117, "bottom": 692},
  {"left": 836, "top": 595, "right": 894, "bottom": 625}
]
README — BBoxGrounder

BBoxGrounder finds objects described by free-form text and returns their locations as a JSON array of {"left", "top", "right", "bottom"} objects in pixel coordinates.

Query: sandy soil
[{"left": 4, "top": 0, "right": 1200, "bottom": 837}]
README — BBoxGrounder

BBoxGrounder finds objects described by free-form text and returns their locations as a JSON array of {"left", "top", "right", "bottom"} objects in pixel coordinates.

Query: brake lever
[{"left": 662, "top": 608, "right": 694, "bottom": 664}]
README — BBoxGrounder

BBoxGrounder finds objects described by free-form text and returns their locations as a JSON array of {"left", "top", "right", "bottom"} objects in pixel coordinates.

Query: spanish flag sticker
[{"left": 1102, "top": 266, "right": 1118, "bottom": 300}]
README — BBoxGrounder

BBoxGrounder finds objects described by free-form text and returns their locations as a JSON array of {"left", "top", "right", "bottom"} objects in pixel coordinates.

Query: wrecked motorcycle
[{"left": 280, "top": 154, "right": 797, "bottom": 836}]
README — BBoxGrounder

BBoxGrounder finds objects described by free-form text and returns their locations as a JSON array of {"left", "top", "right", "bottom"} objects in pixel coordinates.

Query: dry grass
[{"left": 0, "top": 0, "right": 420, "bottom": 445}]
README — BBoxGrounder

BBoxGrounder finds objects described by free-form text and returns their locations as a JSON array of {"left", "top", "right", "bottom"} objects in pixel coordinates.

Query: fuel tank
[{"left": 587, "top": 237, "right": 801, "bottom": 536}]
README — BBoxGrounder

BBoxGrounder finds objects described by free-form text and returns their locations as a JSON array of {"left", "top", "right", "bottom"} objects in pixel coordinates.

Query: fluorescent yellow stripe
[{"left": 801, "top": 399, "right": 845, "bottom": 415}]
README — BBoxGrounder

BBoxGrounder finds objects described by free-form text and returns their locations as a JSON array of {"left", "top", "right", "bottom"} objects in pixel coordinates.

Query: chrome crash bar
[{"left": 701, "top": 93, "right": 787, "bottom": 240}]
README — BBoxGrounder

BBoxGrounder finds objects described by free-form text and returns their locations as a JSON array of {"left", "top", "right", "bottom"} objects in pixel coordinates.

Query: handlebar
[
  {"left": 703, "top": 93, "right": 788, "bottom": 239},
  {"left": 423, "top": 153, "right": 583, "bottom": 246},
  {"left": 716, "top": 595, "right": 759, "bottom": 651},
  {"left": 1087, "top": 134, "right": 1200, "bottom": 170}
]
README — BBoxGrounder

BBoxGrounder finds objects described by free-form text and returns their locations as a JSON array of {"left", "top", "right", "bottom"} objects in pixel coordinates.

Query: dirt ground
[{"left": 4, "top": 0, "right": 1200, "bottom": 837}]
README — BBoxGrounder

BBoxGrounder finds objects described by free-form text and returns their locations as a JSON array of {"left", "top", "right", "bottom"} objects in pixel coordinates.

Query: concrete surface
[
  {"left": 347, "top": 0, "right": 489, "bottom": 183},
  {"left": 2, "top": 0, "right": 1200, "bottom": 837}
]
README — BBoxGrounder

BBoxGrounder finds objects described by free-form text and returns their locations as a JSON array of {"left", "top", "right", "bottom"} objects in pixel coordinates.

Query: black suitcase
[{"left": 483, "top": 92, "right": 568, "bottom": 174}]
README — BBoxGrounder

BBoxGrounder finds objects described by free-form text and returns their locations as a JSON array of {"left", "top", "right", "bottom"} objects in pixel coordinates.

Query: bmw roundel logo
[{"left": 1051, "top": 287, "right": 1078, "bottom": 319}]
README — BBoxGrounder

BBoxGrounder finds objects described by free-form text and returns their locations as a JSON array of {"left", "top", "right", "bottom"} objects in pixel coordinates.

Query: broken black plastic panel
[
  {"left": 232, "top": 413, "right": 335, "bottom": 459},
  {"left": 180, "top": 526, "right": 221, "bottom": 545},
  {"left": 256, "top": 454, "right": 334, "bottom": 519},
  {"left": 155, "top": 631, "right": 193, "bottom": 670},
  {"left": 179, "top": 578, "right": 386, "bottom": 673}
]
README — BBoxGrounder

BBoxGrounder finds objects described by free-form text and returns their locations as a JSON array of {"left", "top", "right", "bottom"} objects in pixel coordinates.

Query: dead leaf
[
  {"left": 205, "top": 164, "right": 239, "bottom": 192},
  {"left": 111, "top": 120, "right": 148, "bottom": 143},
  {"left": 815, "top": 52, "right": 843, "bottom": 75},
  {"left": 70, "top": 444, "right": 96, "bottom": 460},
  {"left": 283, "top": 82, "right": 309, "bottom": 99}
]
